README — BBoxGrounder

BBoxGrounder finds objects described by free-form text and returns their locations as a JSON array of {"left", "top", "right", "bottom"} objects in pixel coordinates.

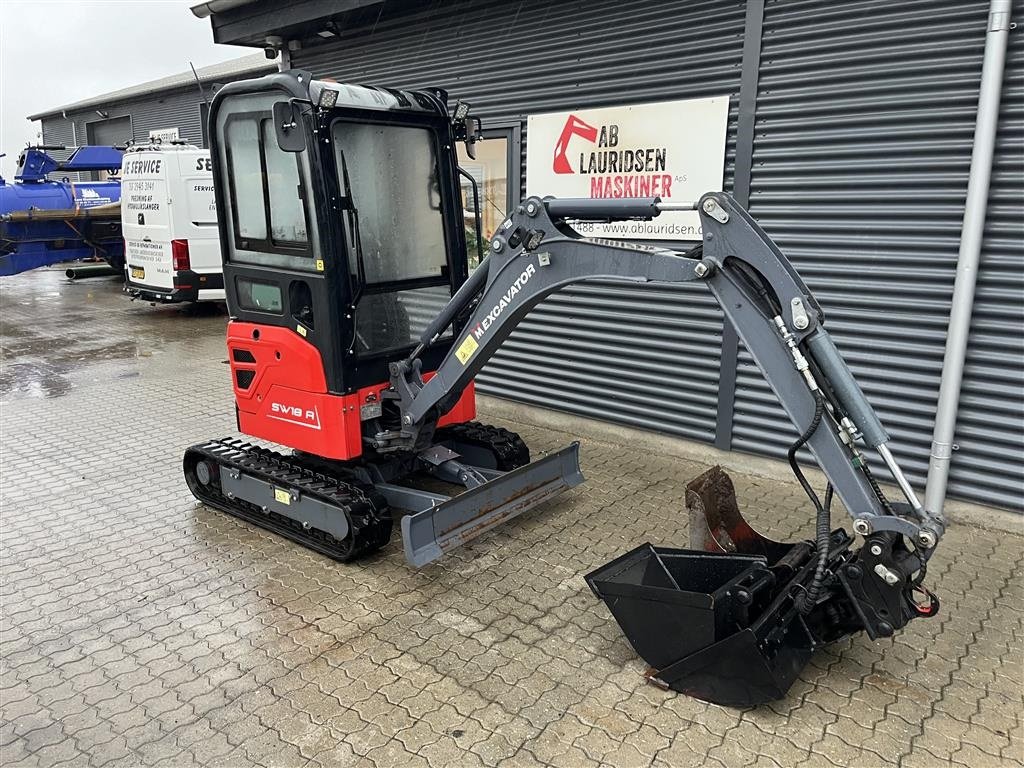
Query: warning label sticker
[{"left": 455, "top": 334, "right": 479, "bottom": 365}]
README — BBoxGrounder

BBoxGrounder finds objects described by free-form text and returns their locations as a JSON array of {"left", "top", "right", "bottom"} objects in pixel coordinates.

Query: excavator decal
[
  {"left": 268, "top": 401, "right": 322, "bottom": 430},
  {"left": 471, "top": 263, "right": 537, "bottom": 340}
]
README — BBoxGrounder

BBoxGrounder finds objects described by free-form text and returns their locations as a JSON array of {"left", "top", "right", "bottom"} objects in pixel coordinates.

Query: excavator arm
[
  {"left": 383, "top": 192, "right": 944, "bottom": 706},
  {"left": 389, "top": 191, "right": 944, "bottom": 552},
  {"left": 193, "top": 73, "right": 945, "bottom": 707}
]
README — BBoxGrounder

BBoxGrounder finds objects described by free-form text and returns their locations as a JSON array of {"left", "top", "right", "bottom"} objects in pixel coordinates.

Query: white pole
[{"left": 924, "top": 0, "right": 1012, "bottom": 514}]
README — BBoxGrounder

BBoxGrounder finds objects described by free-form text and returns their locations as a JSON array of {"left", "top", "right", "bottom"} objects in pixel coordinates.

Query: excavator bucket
[{"left": 587, "top": 467, "right": 862, "bottom": 707}]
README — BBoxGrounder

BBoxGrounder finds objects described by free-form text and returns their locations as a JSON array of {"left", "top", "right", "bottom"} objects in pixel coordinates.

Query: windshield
[{"left": 331, "top": 121, "right": 448, "bottom": 283}]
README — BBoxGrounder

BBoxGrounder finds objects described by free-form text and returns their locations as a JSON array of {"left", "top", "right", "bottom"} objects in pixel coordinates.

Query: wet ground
[{"left": 1, "top": 268, "right": 1022, "bottom": 767}]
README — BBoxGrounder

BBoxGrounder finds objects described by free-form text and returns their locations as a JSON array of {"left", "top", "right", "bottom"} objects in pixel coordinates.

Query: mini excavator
[{"left": 184, "top": 70, "right": 944, "bottom": 706}]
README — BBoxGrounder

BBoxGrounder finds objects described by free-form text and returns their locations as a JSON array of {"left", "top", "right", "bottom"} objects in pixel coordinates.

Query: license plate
[{"left": 130, "top": 266, "right": 145, "bottom": 280}]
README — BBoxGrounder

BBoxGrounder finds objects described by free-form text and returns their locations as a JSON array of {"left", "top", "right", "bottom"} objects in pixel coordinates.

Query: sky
[{"left": 0, "top": 0, "right": 247, "bottom": 178}]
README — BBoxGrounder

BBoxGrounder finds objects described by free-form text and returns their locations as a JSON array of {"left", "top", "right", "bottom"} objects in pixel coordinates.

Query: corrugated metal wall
[
  {"left": 39, "top": 119, "right": 79, "bottom": 180},
  {"left": 63, "top": 88, "right": 208, "bottom": 148},
  {"left": 293, "top": 0, "right": 746, "bottom": 443},
  {"left": 291, "top": 0, "right": 1022, "bottom": 510},
  {"left": 39, "top": 88, "right": 208, "bottom": 182},
  {"left": 34, "top": 67, "right": 272, "bottom": 155},
  {"left": 739, "top": 0, "right": 1022, "bottom": 510}
]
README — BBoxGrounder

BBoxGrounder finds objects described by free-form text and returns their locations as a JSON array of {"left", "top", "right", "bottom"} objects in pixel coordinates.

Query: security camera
[{"left": 264, "top": 35, "right": 282, "bottom": 59}]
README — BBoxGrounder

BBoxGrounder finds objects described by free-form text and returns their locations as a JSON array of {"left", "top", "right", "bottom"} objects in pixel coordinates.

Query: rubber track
[
  {"left": 183, "top": 438, "right": 392, "bottom": 562},
  {"left": 435, "top": 421, "right": 531, "bottom": 470}
]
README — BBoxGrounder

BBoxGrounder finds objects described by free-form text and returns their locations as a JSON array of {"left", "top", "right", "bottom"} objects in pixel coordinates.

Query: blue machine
[{"left": 0, "top": 145, "right": 125, "bottom": 276}]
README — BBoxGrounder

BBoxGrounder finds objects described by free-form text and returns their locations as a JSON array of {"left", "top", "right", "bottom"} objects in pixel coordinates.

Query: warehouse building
[
  {"left": 28, "top": 53, "right": 276, "bottom": 176},
  {"left": 192, "top": 0, "right": 1022, "bottom": 513},
  {"left": 33, "top": 0, "right": 1021, "bottom": 512}
]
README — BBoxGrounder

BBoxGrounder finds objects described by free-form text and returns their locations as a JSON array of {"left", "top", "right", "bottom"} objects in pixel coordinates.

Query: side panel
[
  {"left": 176, "top": 151, "right": 221, "bottom": 276},
  {"left": 228, "top": 322, "right": 475, "bottom": 460},
  {"left": 175, "top": 151, "right": 224, "bottom": 301}
]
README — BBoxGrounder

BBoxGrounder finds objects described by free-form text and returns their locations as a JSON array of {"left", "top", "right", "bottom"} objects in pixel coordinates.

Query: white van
[{"left": 121, "top": 142, "right": 224, "bottom": 303}]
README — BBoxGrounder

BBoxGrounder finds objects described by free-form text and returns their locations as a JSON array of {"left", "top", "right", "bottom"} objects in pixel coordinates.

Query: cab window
[
  {"left": 331, "top": 120, "right": 453, "bottom": 356},
  {"left": 225, "top": 113, "right": 310, "bottom": 259}
]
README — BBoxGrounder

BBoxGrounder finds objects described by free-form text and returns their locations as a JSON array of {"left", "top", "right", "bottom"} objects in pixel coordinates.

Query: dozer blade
[{"left": 402, "top": 442, "right": 584, "bottom": 567}]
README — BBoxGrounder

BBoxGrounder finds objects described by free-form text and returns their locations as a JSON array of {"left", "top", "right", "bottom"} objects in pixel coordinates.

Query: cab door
[{"left": 213, "top": 92, "right": 346, "bottom": 393}]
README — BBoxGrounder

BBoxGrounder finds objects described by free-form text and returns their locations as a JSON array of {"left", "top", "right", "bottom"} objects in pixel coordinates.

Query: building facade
[
  {"left": 49, "top": 0, "right": 1022, "bottom": 511},
  {"left": 29, "top": 54, "right": 276, "bottom": 176}
]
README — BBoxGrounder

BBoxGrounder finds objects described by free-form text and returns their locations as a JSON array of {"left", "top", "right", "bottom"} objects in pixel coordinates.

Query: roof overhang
[
  {"left": 189, "top": 0, "right": 257, "bottom": 19},
  {"left": 191, "top": 0, "right": 404, "bottom": 48}
]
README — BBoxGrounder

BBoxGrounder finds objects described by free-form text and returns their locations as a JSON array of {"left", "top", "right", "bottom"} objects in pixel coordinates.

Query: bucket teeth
[{"left": 685, "top": 466, "right": 792, "bottom": 562}]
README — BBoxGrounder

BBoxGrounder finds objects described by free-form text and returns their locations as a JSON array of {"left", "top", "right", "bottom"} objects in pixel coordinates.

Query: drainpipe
[{"left": 924, "top": 0, "right": 1012, "bottom": 515}]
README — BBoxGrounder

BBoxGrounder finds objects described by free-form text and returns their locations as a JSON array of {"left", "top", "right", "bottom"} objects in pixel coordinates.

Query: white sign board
[
  {"left": 526, "top": 96, "right": 729, "bottom": 240},
  {"left": 148, "top": 127, "right": 180, "bottom": 143}
]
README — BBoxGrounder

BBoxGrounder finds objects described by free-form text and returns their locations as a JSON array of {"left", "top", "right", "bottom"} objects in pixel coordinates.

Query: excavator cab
[
  {"left": 209, "top": 71, "right": 474, "bottom": 431},
  {"left": 187, "top": 69, "right": 944, "bottom": 707}
]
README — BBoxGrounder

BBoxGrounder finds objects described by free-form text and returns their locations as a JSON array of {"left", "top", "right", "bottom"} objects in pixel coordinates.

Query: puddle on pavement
[
  {"left": 0, "top": 361, "right": 72, "bottom": 399},
  {"left": 1, "top": 269, "right": 227, "bottom": 400}
]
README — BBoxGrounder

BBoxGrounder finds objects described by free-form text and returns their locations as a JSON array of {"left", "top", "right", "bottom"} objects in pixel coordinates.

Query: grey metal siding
[
  {"left": 40, "top": 117, "right": 75, "bottom": 149},
  {"left": 39, "top": 118, "right": 79, "bottom": 180},
  {"left": 34, "top": 66, "right": 272, "bottom": 154},
  {"left": 294, "top": 0, "right": 746, "bottom": 443},
  {"left": 736, "top": 0, "right": 1022, "bottom": 510},
  {"left": 72, "top": 87, "right": 208, "bottom": 148},
  {"left": 44, "top": 0, "right": 1010, "bottom": 509}
]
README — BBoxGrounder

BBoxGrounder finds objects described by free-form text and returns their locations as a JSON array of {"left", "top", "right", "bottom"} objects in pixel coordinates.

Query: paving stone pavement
[{"left": 1, "top": 269, "right": 1022, "bottom": 768}]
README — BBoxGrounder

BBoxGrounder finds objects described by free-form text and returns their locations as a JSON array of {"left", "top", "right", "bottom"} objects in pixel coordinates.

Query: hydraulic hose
[
  {"left": 801, "top": 483, "right": 834, "bottom": 613},
  {"left": 861, "top": 460, "right": 895, "bottom": 515},
  {"left": 788, "top": 390, "right": 830, "bottom": 614}
]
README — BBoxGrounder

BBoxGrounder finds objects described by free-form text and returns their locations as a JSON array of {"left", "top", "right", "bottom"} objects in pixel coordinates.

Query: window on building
[{"left": 457, "top": 125, "right": 519, "bottom": 270}]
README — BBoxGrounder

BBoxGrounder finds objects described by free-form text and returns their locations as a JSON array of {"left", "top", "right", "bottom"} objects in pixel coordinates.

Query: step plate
[{"left": 401, "top": 442, "right": 584, "bottom": 567}]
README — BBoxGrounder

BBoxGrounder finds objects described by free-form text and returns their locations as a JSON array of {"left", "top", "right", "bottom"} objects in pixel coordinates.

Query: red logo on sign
[{"left": 553, "top": 114, "right": 598, "bottom": 174}]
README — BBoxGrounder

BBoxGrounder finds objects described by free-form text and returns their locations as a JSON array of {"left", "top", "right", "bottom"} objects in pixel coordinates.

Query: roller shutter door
[{"left": 85, "top": 115, "right": 131, "bottom": 147}]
